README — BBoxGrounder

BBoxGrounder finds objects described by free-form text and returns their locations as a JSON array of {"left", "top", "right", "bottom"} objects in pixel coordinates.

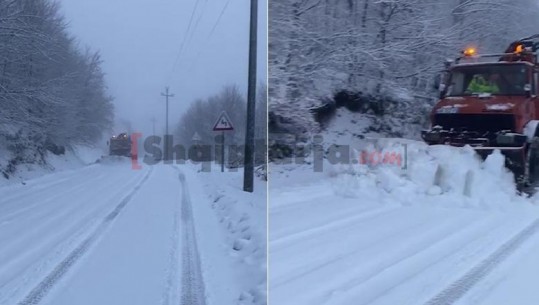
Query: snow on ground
[
  {"left": 0, "top": 157, "right": 266, "bottom": 305},
  {"left": 181, "top": 162, "right": 267, "bottom": 305},
  {"left": 270, "top": 138, "right": 539, "bottom": 305},
  {"left": 0, "top": 159, "right": 151, "bottom": 305}
]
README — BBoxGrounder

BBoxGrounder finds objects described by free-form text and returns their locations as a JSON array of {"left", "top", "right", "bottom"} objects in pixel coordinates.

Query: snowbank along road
[
  {"left": 0, "top": 160, "right": 208, "bottom": 305},
  {"left": 270, "top": 140, "right": 539, "bottom": 305}
]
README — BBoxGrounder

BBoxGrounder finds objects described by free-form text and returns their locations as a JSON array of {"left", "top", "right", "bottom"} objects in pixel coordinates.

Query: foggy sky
[{"left": 58, "top": 0, "right": 267, "bottom": 137}]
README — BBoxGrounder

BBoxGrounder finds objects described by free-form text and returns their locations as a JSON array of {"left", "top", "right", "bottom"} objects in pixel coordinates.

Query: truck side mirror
[
  {"left": 525, "top": 83, "right": 532, "bottom": 98},
  {"left": 433, "top": 74, "right": 441, "bottom": 90},
  {"left": 439, "top": 84, "right": 447, "bottom": 99}
]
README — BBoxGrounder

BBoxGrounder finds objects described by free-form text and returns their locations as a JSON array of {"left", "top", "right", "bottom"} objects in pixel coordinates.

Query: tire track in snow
[
  {"left": 424, "top": 217, "right": 539, "bottom": 305},
  {"left": 0, "top": 171, "right": 147, "bottom": 301},
  {"left": 161, "top": 172, "right": 181, "bottom": 305},
  {"left": 0, "top": 164, "right": 100, "bottom": 208},
  {"left": 178, "top": 170, "right": 207, "bottom": 305},
  {"left": 271, "top": 206, "right": 399, "bottom": 249},
  {"left": 0, "top": 171, "right": 108, "bottom": 227},
  {"left": 0, "top": 171, "right": 142, "bottom": 268},
  {"left": 16, "top": 167, "right": 153, "bottom": 305}
]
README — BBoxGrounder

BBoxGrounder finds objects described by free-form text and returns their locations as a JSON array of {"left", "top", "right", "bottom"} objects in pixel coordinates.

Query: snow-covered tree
[
  {"left": 0, "top": 0, "right": 114, "bottom": 175},
  {"left": 269, "top": 0, "right": 539, "bottom": 134}
]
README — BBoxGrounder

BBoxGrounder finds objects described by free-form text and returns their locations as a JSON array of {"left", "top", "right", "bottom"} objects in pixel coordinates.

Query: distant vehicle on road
[{"left": 108, "top": 133, "right": 131, "bottom": 157}]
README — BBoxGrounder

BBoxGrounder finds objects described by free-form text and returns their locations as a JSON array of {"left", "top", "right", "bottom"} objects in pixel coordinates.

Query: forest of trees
[
  {"left": 0, "top": 0, "right": 113, "bottom": 175},
  {"left": 269, "top": 0, "right": 539, "bottom": 134},
  {"left": 175, "top": 84, "right": 267, "bottom": 165}
]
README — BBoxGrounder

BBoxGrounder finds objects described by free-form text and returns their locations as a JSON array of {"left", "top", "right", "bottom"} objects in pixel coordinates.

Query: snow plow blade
[
  {"left": 421, "top": 129, "right": 531, "bottom": 189},
  {"left": 96, "top": 155, "right": 132, "bottom": 164}
]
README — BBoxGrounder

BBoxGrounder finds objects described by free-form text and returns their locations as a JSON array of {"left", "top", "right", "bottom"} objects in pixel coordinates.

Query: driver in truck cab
[{"left": 466, "top": 73, "right": 500, "bottom": 94}]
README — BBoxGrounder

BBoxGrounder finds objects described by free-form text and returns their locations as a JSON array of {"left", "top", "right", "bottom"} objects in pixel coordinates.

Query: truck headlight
[
  {"left": 422, "top": 130, "right": 441, "bottom": 143},
  {"left": 496, "top": 133, "right": 527, "bottom": 146},
  {"left": 436, "top": 107, "right": 459, "bottom": 114}
]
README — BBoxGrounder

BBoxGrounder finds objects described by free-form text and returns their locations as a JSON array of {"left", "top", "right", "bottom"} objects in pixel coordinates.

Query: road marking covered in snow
[
  {"left": 177, "top": 170, "right": 207, "bottom": 305},
  {"left": 424, "top": 217, "right": 539, "bottom": 305},
  {"left": 17, "top": 167, "right": 153, "bottom": 305}
]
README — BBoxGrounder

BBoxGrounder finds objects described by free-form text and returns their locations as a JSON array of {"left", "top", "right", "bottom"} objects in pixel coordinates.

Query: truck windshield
[{"left": 447, "top": 64, "right": 529, "bottom": 96}]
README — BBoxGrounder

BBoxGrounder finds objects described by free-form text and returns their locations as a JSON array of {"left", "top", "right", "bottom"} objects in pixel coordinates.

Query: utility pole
[
  {"left": 161, "top": 87, "right": 175, "bottom": 161},
  {"left": 151, "top": 117, "right": 156, "bottom": 136},
  {"left": 243, "top": 0, "right": 258, "bottom": 193},
  {"left": 150, "top": 117, "right": 157, "bottom": 147}
]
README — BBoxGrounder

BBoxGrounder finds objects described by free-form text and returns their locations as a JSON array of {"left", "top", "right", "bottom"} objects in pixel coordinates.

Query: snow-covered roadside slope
[
  {"left": 0, "top": 145, "right": 104, "bottom": 186},
  {"left": 181, "top": 163, "right": 267, "bottom": 305},
  {"left": 270, "top": 140, "right": 539, "bottom": 305},
  {"left": 320, "top": 107, "right": 424, "bottom": 141}
]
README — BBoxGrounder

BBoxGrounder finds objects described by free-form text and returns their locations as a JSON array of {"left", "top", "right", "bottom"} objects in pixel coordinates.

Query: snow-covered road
[
  {"left": 270, "top": 142, "right": 539, "bottom": 305},
  {"left": 0, "top": 161, "right": 201, "bottom": 305}
]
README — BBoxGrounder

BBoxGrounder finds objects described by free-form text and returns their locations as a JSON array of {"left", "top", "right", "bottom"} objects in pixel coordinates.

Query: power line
[
  {"left": 183, "top": 0, "right": 231, "bottom": 73},
  {"left": 186, "top": 0, "right": 208, "bottom": 49},
  {"left": 180, "top": 0, "right": 230, "bottom": 77},
  {"left": 168, "top": 0, "right": 233, "bottom": 81},
  {"left": 208, "top": 0, "right": 232, "bottom": 39},
  {"left": 167, "top": 0, "right": 201, "bottom": 85}
]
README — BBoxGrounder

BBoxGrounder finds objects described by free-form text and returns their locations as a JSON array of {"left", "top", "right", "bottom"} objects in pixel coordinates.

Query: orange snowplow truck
[{"left": 423, "top": 35, "right": 539, "bottom": 188}]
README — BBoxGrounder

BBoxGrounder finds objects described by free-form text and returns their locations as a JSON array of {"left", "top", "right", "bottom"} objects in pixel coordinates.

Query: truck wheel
[{"left": 527, "top": 137, "right": 539, "bottom": 184}]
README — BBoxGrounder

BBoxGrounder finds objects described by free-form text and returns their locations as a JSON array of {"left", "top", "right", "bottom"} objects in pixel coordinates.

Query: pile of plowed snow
[
  {"left": 271, "top": 138, "right": 539, "bottom": 209},
  {"left": 327, "top": 139, "right": 538, "bottom": 209},
  {"left": 270, "top": 106, "right": 538, "bottom": 208}
]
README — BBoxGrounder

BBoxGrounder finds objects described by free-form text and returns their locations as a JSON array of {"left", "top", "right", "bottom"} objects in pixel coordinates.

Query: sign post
[
  {"left": 213, "top": 111, "right": 234, "bottom": 172},
  {"left": 221, "top": 131, "right": 225, "bottom": 172},
  {"left": 191, "top": 132, "right": 202, "bottom": 162}
]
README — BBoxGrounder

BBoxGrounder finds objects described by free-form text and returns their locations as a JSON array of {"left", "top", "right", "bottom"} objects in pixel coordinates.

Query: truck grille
[{"left": 433, "top": 114, "right": 515, "bottom": 133}]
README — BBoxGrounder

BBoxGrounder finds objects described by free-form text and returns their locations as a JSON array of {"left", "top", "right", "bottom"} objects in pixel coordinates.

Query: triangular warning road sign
[
  {"left": 213, "top": 111, "right": 234, "bottom": 131},
  {"left": 192, "top": 132, "right": 202, "bottom": 141}
]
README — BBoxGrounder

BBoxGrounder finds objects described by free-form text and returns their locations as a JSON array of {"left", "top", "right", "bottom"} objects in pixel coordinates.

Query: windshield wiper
[{"left": 473, "top": 92, "right": 493, "bottom": 98}]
